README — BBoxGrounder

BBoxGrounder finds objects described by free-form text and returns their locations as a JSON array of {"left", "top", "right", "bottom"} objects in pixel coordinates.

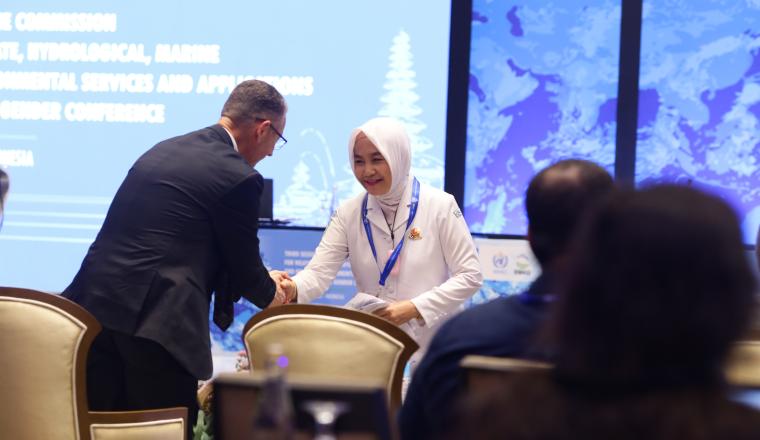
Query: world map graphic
[
  {"left": 636, "top": 0, "right": 760, "bottom": 244},
  {"left": 465, "top": 1, "right": 621, "bottom": 235}
]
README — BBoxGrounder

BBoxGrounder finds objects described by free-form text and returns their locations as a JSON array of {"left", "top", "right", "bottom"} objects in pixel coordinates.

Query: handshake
[{"left": 267, "top": 270, "right": 297, "bottom": 307}]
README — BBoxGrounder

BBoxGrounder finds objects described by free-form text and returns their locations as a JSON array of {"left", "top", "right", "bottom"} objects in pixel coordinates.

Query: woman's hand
[
  {"left": 279, "top": 279, "right": 297, "bottom": 303},
  {"left": 373, "top": 300, "right": 421, "bottom": 325}
]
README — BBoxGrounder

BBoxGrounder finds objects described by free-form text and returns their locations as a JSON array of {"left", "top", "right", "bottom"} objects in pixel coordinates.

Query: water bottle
[{"left": 253, "top": 343, "right": 294, "bottom": 440}]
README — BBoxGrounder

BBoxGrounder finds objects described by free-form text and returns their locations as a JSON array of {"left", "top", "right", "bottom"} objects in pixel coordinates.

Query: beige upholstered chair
[
  {"left": 461, "top": 348, "right": 760, "bottom": 391},
  {"left": 0, "top": 287, "right": 187, "bottom": 440},
  {"left": 242, "top": 303, "right": 418, "bottom": 412},
  {"left": 460, "top": 355, "right": 553, "bottom": 392},
  {"left": 0, "top": 286, "right": 98, "bottom": 440}
]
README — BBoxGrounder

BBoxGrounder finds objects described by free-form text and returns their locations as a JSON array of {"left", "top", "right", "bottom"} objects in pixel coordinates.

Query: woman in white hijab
[{"left": 281, "top": 117, "right": 483, "bottom": 359}]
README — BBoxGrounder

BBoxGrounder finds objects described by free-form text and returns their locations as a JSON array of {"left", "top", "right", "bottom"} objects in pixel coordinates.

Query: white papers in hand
[
  {"left": 344, "top": 292, "right": 418, "bottom": 338},
  {"left": 344, "top": 292, "right": 388, "bottom": 313}
]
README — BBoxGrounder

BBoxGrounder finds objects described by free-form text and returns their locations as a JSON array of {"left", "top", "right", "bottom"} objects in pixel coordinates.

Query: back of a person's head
[
  {"left": 221, "top": 79, "right": 286, "bottom": 125},
  {"left": 0, "top": 168, "right": 8, "bottom": 228},
  {"left": 552, "top": 185, "right": 756, "bottom": 389},
  {"left": 525, "top": 159, "right": 614, "bottom": 265}
]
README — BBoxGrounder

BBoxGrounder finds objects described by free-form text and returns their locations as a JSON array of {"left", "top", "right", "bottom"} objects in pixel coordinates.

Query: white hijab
[{"left": 348, "top": 117, "right": 412, "bottom": 213}]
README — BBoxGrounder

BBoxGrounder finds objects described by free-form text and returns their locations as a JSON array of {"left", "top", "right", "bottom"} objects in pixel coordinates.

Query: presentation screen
[
  {"left": 635, "top": 0, "right": 760, "bottom": 244},
  {"left": 0, "top": 0, "right": 451, "bottom": 290},
  {"left": 463, "top": 1, "right": 621, "bottom": 235}
]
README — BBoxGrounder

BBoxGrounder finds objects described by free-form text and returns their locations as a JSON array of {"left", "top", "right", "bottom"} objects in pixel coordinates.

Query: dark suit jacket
[
  {"left": 399, "top": 274, "right": 554, "bottom": 440},
  {"left": 64, "top": 124, "right": 275, "bottom": 379}
]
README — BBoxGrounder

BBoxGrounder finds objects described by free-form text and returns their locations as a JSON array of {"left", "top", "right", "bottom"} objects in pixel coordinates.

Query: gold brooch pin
[{"left": 409, "top": 227, "right": 422, "bottom": 240}]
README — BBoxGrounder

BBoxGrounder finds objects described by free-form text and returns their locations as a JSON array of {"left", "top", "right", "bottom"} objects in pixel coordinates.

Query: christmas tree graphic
[
  {"left": 378, "top": 30, "right": 443, "bottom": 189},
  {"left": 274, "top": 29, "right": 443, "bottom": 226},
  {"left": 274, "top": 158, "right": 331, "bottom": 224}
]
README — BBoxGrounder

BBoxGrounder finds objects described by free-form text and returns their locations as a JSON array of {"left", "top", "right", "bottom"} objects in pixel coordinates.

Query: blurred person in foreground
[
  {"left": 448, "top": 185, "right": 760, "bottom": 440},
  {"left": 399, "top": 159, "right": 614, "bottom": 440},
  {"left": 0, "top": 168, "right": 8, "bottom": 230},
  {"left": 63, "top": 80, "right": 291, "bottom": 432}
]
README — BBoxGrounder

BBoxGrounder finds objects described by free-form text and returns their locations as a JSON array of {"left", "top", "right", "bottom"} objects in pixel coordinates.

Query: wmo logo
[{"left": 492, "top": 252, "right": 509, "bottom": 269}]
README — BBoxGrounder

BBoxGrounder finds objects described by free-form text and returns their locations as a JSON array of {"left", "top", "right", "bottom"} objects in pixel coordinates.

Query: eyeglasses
[
  {"left": 269, "top": 123, "right": 288, "bottom": 150},
  {"left": 254, "top": 117, "right": 287, "bottom": 150}
]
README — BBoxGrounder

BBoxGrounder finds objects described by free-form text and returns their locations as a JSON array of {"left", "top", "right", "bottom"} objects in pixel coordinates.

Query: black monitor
[
  {"left": 213, "top": 373, "right": 392, "bottom": 440},
  {"left": 259, "top": 178, "right": 273, "bottom": 221}
]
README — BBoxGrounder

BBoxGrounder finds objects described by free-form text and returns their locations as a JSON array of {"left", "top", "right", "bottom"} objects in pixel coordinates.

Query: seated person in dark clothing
[
  {"left": 399, "top": 159, "right": 614, "bottom": 440},
  {"left": 448, "top": 185, "right": 760, "bottom": 440}
]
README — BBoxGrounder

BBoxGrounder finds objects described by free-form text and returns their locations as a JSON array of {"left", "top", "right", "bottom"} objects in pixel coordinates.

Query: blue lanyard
[{"left": 361, "top": 178, "right": 420, "bottom": 286}]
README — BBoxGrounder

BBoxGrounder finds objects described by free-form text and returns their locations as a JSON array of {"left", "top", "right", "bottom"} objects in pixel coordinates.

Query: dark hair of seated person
[
  {"left": 552, "top": 185, "right": 756, "bottom": 391},
  {"left": 447, "top": 185, "right": 760, "bottom": 440},
  {"left": 525, "top": 158, "right": 614, "bottom": 266}
]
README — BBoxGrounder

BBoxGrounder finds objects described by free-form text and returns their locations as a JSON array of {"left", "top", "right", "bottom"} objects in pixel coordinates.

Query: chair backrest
[
  {"left": 460, "top": 355, "right": 553, "bottom": 392},
  {"left": 242, "top": 304, "right": 418, "bottom": 411},
  {"left": 89, "top": 407, "right": 187, "bottom": 440},
  {"left": 0, "top": 286, "right": 100, "bottom": 440}
]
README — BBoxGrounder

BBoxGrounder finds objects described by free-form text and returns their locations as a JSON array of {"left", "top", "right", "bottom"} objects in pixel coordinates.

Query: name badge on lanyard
[{"left": 361, "top": 178, "right": 420, "bottom": 286}]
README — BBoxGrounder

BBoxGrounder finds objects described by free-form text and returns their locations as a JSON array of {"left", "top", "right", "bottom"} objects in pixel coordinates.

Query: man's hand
[
  {"left": 373, "top": 300, "right": 421, "bottom": 325},
  {"left": 269, "top": 270, "right": 291, "bottom": 285},
  {"left": 279, "top": 278, "right": 297, "bottom": 303},
  {"left": 266, "top": 270, "right": 291, "bottom": 307},
  {"left": 269, "top": 270, "right": 297, "bottom": 304}
]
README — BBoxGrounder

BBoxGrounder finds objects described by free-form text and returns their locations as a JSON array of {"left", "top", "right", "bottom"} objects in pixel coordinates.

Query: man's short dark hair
[
  {"left": 525, "top": 159, "right": 614, "bottom": 265},
  {"left": 221, "top": 80, "right": 286, "bottom": 125},
  {"left": 0, "top": 169, "right": 8, "bottom": 207}
]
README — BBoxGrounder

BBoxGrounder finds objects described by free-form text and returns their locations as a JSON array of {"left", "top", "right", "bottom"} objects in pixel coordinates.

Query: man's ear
[{"left": 253, "top": 119, "right": 270, "bottom": 140}]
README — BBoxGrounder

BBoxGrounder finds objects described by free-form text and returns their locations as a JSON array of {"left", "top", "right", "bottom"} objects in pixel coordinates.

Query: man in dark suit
[
  {"left": 63, "top": 79, "right": 291, "bottom": 431},
  {"left": 399, "top": 159, "right": 614, "bottom": 440}
]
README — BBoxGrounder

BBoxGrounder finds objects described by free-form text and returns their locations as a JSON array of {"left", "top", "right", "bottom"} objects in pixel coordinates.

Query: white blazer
[{"left": 293, "top": 181, "right": 483, "bottom": 356}]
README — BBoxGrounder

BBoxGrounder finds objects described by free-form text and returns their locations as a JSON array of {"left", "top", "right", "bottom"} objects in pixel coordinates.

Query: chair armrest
[{"left": 460, "top": 355, "right": 552, "bottom": 372}]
